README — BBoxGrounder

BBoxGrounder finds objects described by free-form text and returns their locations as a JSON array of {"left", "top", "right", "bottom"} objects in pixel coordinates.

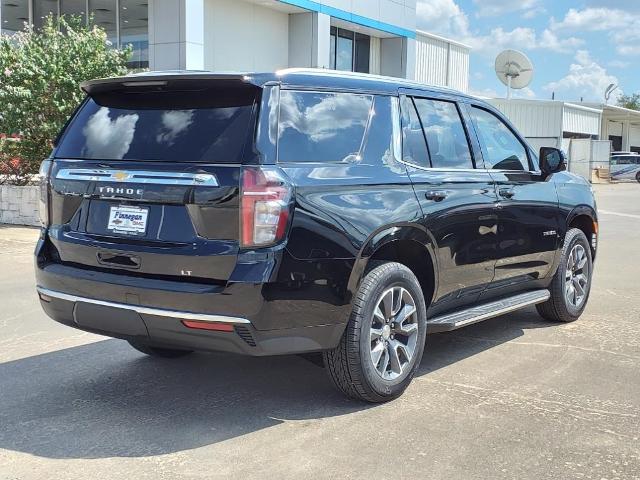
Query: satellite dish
[{"left": 495, "top": 49, "right": 534, "bottom": 99}]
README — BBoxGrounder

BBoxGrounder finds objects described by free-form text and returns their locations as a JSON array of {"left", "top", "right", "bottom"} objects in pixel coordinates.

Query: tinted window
[
  {"left": 56, "top": 87, "right": 256, "bottom": 162},
  {"left": 401, "top": 97, "right": 430, "bottom": 168},
  {"left": 612, "top": 155, "right": 639, "bottom": 165},
  {"left": 414, "top": 99, "right": 473, "bottom": 169},
  {"left": 471, "top": 106, "right": 529, "bottom": 171},
  {"left": 278, "top": 91, "right": 373, "bottom": 163},
  {"left": 360, "top": 96, "right": 398, "bottom": 166}
]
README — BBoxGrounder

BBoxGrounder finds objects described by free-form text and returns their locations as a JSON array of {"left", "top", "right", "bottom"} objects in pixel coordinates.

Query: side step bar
[{"left": 428, "top": 289, "right": 550, "bottom": 333}]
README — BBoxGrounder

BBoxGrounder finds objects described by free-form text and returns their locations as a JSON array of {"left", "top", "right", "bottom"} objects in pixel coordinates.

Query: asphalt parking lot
[{"left": 0, "top": 183, "right": 639, "bottom": 480}]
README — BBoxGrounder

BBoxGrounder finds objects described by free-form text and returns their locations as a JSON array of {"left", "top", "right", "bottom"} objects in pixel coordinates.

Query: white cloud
[
  {"left": 472, "top": 0, "right": 543, "bottom": 18},
  {"left": 465, "top": 27, "right": 582, "bottom": 57},
  {"left": 416, "top": 1, "right": 583, "bottom": 56},
  {"left": 470, "top": 87, "right": 500, "bottom": 99},
  {"left": 544, "top": 50, "right": 621, "bottom": 102},
  {"left": 538, "top": 29, "right": 584, "bottom": 53},
  {"left": 416, "top": 0, "right": 471, "bottom": 39},
  {"left": 551, "top": 7, "right": 640, "bottom": 56},
  {"left": 550, "top": 8, "right": 633, "bottom": 31}
]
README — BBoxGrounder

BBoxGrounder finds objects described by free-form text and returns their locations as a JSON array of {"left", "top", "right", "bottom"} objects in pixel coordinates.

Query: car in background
[{"left": 610, "top": 152, "right": 640, "bottom": 182}]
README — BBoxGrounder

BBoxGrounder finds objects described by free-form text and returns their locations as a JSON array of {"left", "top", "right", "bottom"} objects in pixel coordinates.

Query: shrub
[{"left": 0, "top": 15, "right": 132, "bottom": 185}]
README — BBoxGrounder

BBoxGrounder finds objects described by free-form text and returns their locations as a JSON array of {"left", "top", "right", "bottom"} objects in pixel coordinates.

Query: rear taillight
[
  {"left": 240, "top": 166, "right": 293, "bottom": 248},
  {"left": 38, "top": 160, "right": 52, "bottom": 227}
]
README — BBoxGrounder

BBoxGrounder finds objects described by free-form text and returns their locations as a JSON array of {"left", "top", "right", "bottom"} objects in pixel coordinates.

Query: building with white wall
[
  {"left": 487, "top": 99, "right": 602, "bottom": 152},
  {"left": 581, "top": 104, "right": 640, "bottom": 153},
  {"left": 1, "top": 0, "right": 470, "bottom": 92}
]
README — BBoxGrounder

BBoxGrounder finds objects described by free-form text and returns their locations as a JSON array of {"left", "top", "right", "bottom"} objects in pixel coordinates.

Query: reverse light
[
  {"left": 38, "top": 160, "right": 53, "bottom": 228},
  {"left": 240, "top": 167, "right": 293, "bottom": 248}
]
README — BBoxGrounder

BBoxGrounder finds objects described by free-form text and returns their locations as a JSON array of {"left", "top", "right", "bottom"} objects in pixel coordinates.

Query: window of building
[
  {"left": 401, "top": 97, "right": 430, "bottom": 168},
  {"left": 1, "top": 0, "right": 29, "bottom": 34},
  {"left": 278, "top": 91, "right": 373, "bottom": 163},
  {"left": 89, "top": 0, "right": 117, "bottom": 46},
  {"left": 60, "top": 0, "right": 86, "bottom": 23},
  {"left": 470, "top": 106, "right": 530, "bottom": 171},
  {"left": 34, "top": 0, "right": 58, "bottom": 29},
  {"left": 119, "top": 0, "right": 148, "bottom": 69},
  {"left": 330, "top": 26, "right": 370, "bottom": 73},
  {"left": 3, "top": 0, "right": 147, "bottom": 69},
  {"left": 413, "top": 98, "right": 473, "bottom": 169}
]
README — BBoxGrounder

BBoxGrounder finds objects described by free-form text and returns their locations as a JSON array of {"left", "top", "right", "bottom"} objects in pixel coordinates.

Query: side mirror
[{"left": 539, "top": 147, "right": 566, "bottom": 176}]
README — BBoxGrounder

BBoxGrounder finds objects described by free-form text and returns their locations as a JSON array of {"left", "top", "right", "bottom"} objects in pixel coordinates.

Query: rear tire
[
  {"left": 323, "top": 262, "right": 427, "bottom": 403},
  {"left": 536, "top": 228, "right": 593, "bottom": 323},
  {"left": 128, "top": 340, "right": 194, "bottom": 358},
  {"left": 636, "top": 172, "right": 640, "bottom": 183}
]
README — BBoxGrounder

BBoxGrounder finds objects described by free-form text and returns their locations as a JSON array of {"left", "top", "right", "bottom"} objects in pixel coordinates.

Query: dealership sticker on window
[{"left": 107, "top": 205, "right": 149, "bottom": 235}]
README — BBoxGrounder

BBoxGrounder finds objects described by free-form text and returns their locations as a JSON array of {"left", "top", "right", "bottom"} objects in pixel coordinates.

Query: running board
[{"left": 427, "top": 289, "right": 550, "bottom": 333}]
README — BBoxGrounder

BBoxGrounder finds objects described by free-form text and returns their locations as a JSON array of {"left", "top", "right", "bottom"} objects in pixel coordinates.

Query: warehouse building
[
  {"left": 1, "top": 0, "right": 470, "bottom": 92},
  {"left": 487, "top": 98, "right": 640, "bottom": 181}
]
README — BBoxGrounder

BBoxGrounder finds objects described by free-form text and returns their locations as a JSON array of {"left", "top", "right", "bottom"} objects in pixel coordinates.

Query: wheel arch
[
  {"left": 347, "top": 225, "right": 438, "bottom": 307},
  {"left": 566, "top": 206, "right": 598, "bottom": 260}
]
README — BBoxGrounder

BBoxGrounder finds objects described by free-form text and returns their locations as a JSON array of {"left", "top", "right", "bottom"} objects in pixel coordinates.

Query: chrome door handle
[
  {"left": 498, "top": 188, "right": 515, "bottom": 199},
  {"left": 425, "top": 190, "right": 448, "bottom": 202}
]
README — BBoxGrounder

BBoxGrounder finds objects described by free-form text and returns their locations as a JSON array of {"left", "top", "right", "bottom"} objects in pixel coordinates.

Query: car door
[
  {"left": 400, "top": 93, "right": 499, "bottom": 316},
  {"left": 466, "top": 104, "right": 561, "bottom": 300}
]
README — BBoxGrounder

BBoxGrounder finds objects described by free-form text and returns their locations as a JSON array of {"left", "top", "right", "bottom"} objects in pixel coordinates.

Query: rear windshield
[{"left": 55, "top": 85, "right": 257, "bottom": 162}]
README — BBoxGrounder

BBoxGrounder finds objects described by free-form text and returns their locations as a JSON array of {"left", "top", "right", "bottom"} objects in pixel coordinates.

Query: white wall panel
[
  {"left": 629, "top": 125, "right": 640, "bottom": 148},
  {"left": 204, "top": 0, "right": 289, "bottom": 71},
  {"left": 608, "top": 121, "right": 623, "bottom": 137},
  {"left": 563, "top": 105, "right": 601, "bottom": 136},
  {"left": 448, "top": 44, "right": 469, "bottom": 93},
  {"left": 489, "top": 100, "right": 564, "bottom": 138},
  {"left": 414, "top": 32, "right": 469, "bottom": 92}
]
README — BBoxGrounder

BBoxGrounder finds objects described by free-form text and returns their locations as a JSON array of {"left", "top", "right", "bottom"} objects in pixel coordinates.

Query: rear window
[
  {"left": 277, "top": 91, "right": 373, "bottom": 163},
  {"left": 55, "top": 85, "right": 257, "bottom": 162}
]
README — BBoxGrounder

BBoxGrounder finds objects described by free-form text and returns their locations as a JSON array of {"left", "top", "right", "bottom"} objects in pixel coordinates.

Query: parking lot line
[{"left": 598, "top": 210, "right": 640, "bottom": 219}]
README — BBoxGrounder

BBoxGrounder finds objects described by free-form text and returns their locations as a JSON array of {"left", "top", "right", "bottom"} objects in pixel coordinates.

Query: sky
[{"left": 415, "top": 0, "right": 640, "bottom": 102}]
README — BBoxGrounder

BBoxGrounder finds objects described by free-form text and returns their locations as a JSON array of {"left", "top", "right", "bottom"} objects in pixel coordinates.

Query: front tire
[
  {"left": 635, "top": 172, "right": 640, "bottom": 183},
  {"left": 128, "top": 340, "right": 194, "bottom": 358},
  {"left": 537, "top": 228, "right": 593, "bottom": 322},
  {"left": 323, "top": 262, "right": 427, "bottom": 403}
]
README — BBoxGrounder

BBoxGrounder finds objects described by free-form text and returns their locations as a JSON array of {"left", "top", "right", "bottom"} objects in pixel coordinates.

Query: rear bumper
[
  {"left": 37, "top": 285, "right": 346, "bottom": 356},
  {"left": 35, "top": 235, "right": 353, "bottom": 355}
]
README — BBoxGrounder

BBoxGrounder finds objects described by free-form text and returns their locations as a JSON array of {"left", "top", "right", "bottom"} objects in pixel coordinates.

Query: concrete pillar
[
  {"left": 380, "top": 37, "right": 415, "bottom": 79},
  {"left": 149, "top": 0, "right": 205, "bottom": 71},
  {"left": 623, "top": 120, "right": 631, "bottom": 151},
  {"left": 288, "top": 12, "right": 330, "bottom": 69}
]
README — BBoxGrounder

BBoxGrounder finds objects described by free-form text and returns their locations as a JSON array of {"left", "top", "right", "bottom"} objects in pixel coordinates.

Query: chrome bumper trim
[{"left": 36, "top": 286, "right": 251, "bottom": 324}]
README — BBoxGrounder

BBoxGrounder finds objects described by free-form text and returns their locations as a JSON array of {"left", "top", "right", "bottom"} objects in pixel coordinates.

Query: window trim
[
  {"left": 398, "top": 95, "right": 431, "bottom": 170},
  {"left": 275, "top": 89, "right": 376, "bottom": 165},
  {"left": 412, "top": 95, "right": 478, "bottom": 170},
  {"left": 398, "top": 94, "right": 482, "bottom": 172},
  {"left": 468, "top": 104, "right": 538, "bottom": 173}
]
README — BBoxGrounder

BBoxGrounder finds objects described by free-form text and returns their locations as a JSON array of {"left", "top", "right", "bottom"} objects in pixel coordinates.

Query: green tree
[
  {"left": 0, "top": 15, "right": 131, "bottom": 185},
  {"left": 617, "top": 93, "right": 640, "bottom": 111}
]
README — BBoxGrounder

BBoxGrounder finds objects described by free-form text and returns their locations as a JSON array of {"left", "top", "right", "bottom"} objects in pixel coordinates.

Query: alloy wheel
[
  {"left": 565, "top": 244, "right": 590, "bottom": 308},
  {"left": 369, "top": 286, "right": 419, "bottom": 381}
]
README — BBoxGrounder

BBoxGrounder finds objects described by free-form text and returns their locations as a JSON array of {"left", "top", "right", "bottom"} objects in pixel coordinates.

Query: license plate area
[{"left": 107, "top": 205, "right": 149, "bottom": 236}]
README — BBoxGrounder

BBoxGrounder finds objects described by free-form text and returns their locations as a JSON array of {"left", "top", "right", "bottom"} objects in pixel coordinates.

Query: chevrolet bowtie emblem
[{"left": 112, "top": 171, "right": 130, "bottom": 182}]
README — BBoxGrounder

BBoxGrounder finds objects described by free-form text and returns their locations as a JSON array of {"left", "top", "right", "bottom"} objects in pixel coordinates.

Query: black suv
[{"left": 35, "top": 70, "right": 598, "bottom": 402}]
